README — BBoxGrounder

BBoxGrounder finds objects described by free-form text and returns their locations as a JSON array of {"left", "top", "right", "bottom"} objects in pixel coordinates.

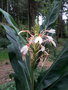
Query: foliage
[
  {"left": 0, "top": 27, "right": 10, "bottom": 48},
  {"left": 0, "top": 82, "right": 16, "bottom": 90},
  {"left": 0, "top": 49, "right": 8, "bottom": 61},
  {"left": 36, "top": 41, "right": 68, "bottom": 90},
  {"left": 0, "top": 0, "right": 28, "bottom": 24},
  {"left": 34, "top": 0, "right": 54, "bottom": 16},
  {"left": 41, "top": 0, "right": 62, "bottom": 30},
  {"left": 0, "top": 37, "right": 9, "bottom": 48}
]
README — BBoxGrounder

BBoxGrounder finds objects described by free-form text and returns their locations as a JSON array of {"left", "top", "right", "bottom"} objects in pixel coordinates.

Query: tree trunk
[
  {"left": 0, "top": 0, "right": 3, "bottom": 22},
  {"left": 56, "top": 15, "right": 66, "bottom": 42},
  {"left": 28, "top": 0, "right": 37, "bottom": 30},
  {"left": 7, "top": 0, "right": 9, "bottom": 12},
  {"left": 3, "top": 0, "right": 7, "bottom": 11}
]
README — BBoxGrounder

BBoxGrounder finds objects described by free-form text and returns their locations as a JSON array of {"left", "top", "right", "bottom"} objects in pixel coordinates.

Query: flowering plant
[
  {"left": 18, "top": 24, "right": 56, "bottom": 68},
  {"left": 1, "top": 9, "right": 68, "bottom": 90}
]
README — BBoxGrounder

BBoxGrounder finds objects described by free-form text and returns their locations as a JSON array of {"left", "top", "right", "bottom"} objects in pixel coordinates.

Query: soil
[
  {"left": 0, "top": 60, "right": 13, "bottom": 85},
  {"left": 0, "top": 60, "right": 52, "bottom": 85}
]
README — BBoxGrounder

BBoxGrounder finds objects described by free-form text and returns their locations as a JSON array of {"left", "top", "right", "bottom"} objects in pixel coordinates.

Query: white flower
[
  {"left": 51, "top": 40, "right": 56, "bottom": 47},
  {"left": 46, "top": 36, "right": 56, "bottom": 47},
  {"left": 34, "top": 36, "right": 43, "bottom": 44},
  {"left": 48, "top": 29, "right": 55, "bottom": 34},
  {"left": 46, "top": 36, "right": 53, "bottom": 41},
  {"left": 40, "top": 46, "right": 45, "bottom": 52},
  {"left": 21, "top": 45, "right": 29, "bottom": 55}
]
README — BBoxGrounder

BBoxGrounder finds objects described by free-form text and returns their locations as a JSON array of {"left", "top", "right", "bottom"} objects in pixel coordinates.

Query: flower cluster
[
  {"left": 19, "top": 29, "right": 56, "bottom": 54},
  {"left": 18, "top": 27, "right": 56, "bottom": 67}
]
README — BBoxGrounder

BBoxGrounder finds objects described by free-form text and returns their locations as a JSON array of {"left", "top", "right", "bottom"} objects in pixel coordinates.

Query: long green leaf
[
  {"left": 46, "top": 73, "right": 68, "bottom": 90},
  {"left": 46, "top": 0, "right": 62, "bottom": 29},
  {"left": 36, "top": 41, "right": 68, "bottom": 90},
  {"left": 0, "top": 8, "right": 17, "bottom": 29},
  {"left": 40, "top": 0, "right": 61, "bottom": 30},
  {"left": 0, "top": 8, "right": 26, "bottom": 44},
  {"left": 0, "top": 24, "right": 32, "bottom": 90},
  {"left": 8, "top": 44, "right": 30, "bottom": 90}
]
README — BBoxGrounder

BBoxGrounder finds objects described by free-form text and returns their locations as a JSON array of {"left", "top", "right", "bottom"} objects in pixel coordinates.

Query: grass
[
  {"left": 0, "top": 49, "right": 9, "bottom": 61},
  {"left": 0, "top": 81, "right": 16, "bottom": 90}
]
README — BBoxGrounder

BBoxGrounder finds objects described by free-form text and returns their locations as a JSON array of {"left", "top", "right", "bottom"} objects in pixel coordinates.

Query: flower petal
[
  {"left": 40, "top": 45, "right": 45, "bottom": 52},
  {"left": 34, "top": 36, "right": 43, "bottom": 44},
  {"left": 46, "top": 36, "right": 53, "bottom": 41},
  {"left": 51, "top": 40, "right": 56, "bottom": 47},
  {"left": 48, "top": 29, "right": 55, "bottom": 33},
  {"left": 21, "top": 45, "right": 29, "bottom": 55}
]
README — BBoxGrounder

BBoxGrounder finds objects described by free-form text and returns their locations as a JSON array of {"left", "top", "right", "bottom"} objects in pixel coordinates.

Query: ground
[{"left": 0, "top": 60, "right": 13, "bottom": 85}]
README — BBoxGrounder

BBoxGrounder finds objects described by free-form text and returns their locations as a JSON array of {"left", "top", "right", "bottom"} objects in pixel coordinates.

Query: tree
[
  {"left": 56, "top": 0, "right": 68, "bottom": 41},
  {"left": 0, "top": 0, "right": 3, "bottom": 22}
]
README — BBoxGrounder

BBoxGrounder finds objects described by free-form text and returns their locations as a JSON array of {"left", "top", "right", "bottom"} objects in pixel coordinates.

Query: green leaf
[
  {"left": 0, "top": 24, "right": 32, "bottom": 90},
  {"left": 41, "top": 0, "right": 61, "bottom": 30},
  {"left": 0, "top": 8, "right": 26, "bottom": 44},
  {"left": 36, "top": 41, "right": 68, "bottom": 90},
  {"left": 46, "top": 73, "right": 68, "bottom": 90},
  {"left": 8, "top": 44, "right": 31, "bottom": 90},
  {"left": 46, "top": 0, "right": 62, "bottom": 29},
  {"left": 0, "top": 8, "right": 17, "bottom": 28}
]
